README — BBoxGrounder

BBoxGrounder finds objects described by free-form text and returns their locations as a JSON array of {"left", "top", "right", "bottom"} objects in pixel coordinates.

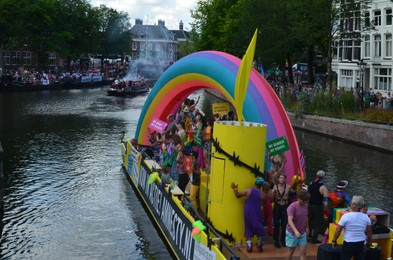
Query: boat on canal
[
  {"left": 63, "top": 73, "right": 112, "bottom": 89},
  {"left": 107, "top": 79, "right": 150, "bottom": 97},
  {"left": 121, "top": 32, "right": 392, "bottom": 259}
]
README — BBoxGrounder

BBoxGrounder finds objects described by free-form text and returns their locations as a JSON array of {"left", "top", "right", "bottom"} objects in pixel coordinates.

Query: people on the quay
[
  {"left": 285, "top": 189, "right": 310, "bottom": 260},
  {"left": 331, "top": 195, "right": 372, "bottom": 260},
  {"left": 231, "top": 177, "right": 266, "bottom": 253},
  {"left": 307, "top": 170, "right": 329, "bottom": 244},
  {"left": 272, "top": 173, "right": 294, "bottom": 248}
]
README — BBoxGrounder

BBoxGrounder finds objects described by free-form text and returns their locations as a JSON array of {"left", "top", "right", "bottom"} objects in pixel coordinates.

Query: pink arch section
[{"left": 135, "top": 51, "right": 303, "bottom": 180}]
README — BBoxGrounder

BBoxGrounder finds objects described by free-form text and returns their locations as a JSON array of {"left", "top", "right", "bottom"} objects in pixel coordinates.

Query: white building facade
[{"left": 332, "top": 0, "right": 393, "bottom": 96}]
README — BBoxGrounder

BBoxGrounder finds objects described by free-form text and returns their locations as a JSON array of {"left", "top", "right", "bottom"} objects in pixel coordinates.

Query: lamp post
[{"left": 358, "top": 59, "right": 366, "bottom": 110}]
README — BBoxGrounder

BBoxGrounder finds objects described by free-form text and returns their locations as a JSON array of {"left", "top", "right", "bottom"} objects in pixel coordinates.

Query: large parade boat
[{"left": 120, "top": 31, "right": 392, "bottom": 259}]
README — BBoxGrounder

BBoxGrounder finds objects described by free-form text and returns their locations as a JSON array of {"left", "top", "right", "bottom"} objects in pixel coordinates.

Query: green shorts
[{"left": 285, "top": 230, "right": 307, "bottom": 248}]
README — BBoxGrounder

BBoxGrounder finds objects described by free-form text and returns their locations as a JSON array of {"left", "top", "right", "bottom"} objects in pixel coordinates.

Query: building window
[
  {"left": 23, "top": 51, "right": 31, "bottom": 66},
  {"left": 354, "top": 16, "right": 361, "bottom": 31},
  {"left": 386, "top": 34, "right": 392, "bottom": 58},
  {"left": 48, "top": 52, "right": 56, "bottom": 66},
  {"left": 386, "top": 9, "right": 392, "bottom": 26},
  {"left": 12, "top": 51, "right": 21, "bottom": 65},
  {"left": 364, "top": 35, "right": 370, "bottom": 58},
  {"left": 354, "top": 40, "right": 361, "bottom": 60},
  {"left": 374, "top": 35, "right": 381, "bottom": 57},
  {"left": 341, "top": 69, "right": 354, "bottom": 89},
  {"left": 342, "top": 39, "right": 354, "bottom": 60},
  {"left": 140, "top": 42, "right": 145, "bottom": 50},
  {"left": 365, "top": 12, "right": 370, "bottom": 27},
  {"left": 374, "top": 68, "right": 391, "bottom": 91},
  {"left": 3, "top": 51, "right": 11, "bottom": 65},
  {"left": 132, "top": 42, "right": 137, "bottom": 50},
  {"left": 374, "top": 10, "right": 381, "bottom": 26}
]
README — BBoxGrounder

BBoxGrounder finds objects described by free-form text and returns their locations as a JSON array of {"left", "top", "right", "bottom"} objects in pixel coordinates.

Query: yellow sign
[{"left": 212, "top": 102, "right": 230, "bottom": 115}]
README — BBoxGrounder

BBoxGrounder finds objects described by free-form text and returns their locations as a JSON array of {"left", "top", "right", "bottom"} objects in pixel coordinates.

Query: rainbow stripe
[{"left": 135, "top": 51, "right": 302, "bottom": 180}]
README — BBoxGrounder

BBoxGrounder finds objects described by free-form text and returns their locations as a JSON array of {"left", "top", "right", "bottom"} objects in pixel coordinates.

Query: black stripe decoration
[{"left": 212, "top": 137, "right": 264, "bottom": 178}]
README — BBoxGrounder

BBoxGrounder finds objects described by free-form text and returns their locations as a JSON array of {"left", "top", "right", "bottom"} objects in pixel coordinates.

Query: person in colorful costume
[
  {"left": 231, "top": 177, "right": 266, "bottom": 253},
  {"left": 328, "top": 180, "right": 350, "bottom": 222},
  {"left": 321, "top": 180, "right": 350, "bottom": 243}
]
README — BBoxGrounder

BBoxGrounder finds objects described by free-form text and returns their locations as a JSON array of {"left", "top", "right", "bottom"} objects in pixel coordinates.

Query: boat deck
[{"left": 233, "top": 235, "right": 320, "bottom": 259}]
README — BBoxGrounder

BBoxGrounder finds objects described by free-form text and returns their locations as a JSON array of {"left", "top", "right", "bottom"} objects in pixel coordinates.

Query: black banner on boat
[{"left": 137, "top": 164, "right": 195, "bottom": 259}]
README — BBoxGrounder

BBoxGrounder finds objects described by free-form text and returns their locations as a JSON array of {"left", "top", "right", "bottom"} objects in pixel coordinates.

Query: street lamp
[{"left": 358, "top": 59, "right": 367, "bottom": 109}]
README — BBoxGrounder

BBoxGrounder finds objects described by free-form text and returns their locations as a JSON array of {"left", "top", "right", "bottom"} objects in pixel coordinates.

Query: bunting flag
[
  {"left": 299, "top": 149, "right": 306, "bottom": 177},
  {"left": 234, "top": 29, "right": 258, "bottom": 121},
  {"left": 260, "top": 63, "right": 265, "bottom": 78}
]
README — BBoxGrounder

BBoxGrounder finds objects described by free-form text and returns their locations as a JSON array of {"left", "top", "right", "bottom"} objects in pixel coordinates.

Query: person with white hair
[
  {"left": 332, "top": 195, "right": 372, "bottom": 260},
  {"left": 307, "top": 170, "right": 329, "bottom": 244}
]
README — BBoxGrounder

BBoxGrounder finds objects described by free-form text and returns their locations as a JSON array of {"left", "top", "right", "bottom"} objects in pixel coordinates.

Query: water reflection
[{"left": 0, "top": 88, "right": 170, "bottom": 259}]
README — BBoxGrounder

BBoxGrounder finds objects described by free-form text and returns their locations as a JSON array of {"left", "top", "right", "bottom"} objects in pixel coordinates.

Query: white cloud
[{"left": 89, "top": 0, "right": 197, "bottom": 30}]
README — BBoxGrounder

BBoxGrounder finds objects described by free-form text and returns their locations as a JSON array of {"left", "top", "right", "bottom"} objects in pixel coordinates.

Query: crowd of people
[
  {"left": 134, "top": 96, "right": 219, "bottom": 212},
  {"left": 269, "top": 80, "right": 393, "bottom": 111},
  {"left": 0, "top": 62, "right": 128, "bottom": 85},
  {"left": 228, "top": 156, "right": 374, "bottom": 259},
  {"left": 126, "top": 94, "right": 377, "bottom": 259}
]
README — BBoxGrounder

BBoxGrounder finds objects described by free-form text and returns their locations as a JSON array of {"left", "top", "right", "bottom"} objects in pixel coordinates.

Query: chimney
[
  {"left": 158, "top": 19, "right": 165, "bottom": 26},
  {"left": 135, "top": 18, "right": 143, "bottom": 25},
  {"left": 179, "top": 20, "right": 183, "bottom": 30}
]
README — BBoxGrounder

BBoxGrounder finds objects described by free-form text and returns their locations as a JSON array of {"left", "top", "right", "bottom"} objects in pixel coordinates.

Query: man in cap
[
  {"left": 307, "top": 170, "right": 329, "bottom": 244},
  {"left": 328, "top": 180, "right": 350, "bottom": 209},
  {"left": 231, "top": 177, "right": 266, "bottom": 253}
]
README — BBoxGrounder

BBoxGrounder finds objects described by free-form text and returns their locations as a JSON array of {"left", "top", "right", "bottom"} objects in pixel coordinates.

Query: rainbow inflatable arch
[{"left": 135, "top": 51, "right": 302, "bottom": 180}]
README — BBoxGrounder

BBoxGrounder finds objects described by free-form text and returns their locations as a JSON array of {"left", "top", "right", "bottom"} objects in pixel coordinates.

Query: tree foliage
[
  {"left": 0, "top": 0, "right": 131, "bottom": 68},
  {"left": 191, "top": 0, "right": 370, "bottom": 87}
]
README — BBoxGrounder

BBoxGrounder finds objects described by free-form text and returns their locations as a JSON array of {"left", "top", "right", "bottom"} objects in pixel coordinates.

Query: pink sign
[{"left": 148, "top": 117, "right": 168, "bottom": 133}]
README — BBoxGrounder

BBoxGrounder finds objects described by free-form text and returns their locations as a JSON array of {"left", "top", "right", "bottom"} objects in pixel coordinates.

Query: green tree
[
  {"left": 0, "top": 0, "right": 26, "bottom": 71},
  {"left": 96, "top": 5, "right": 132, "bottom": 62}
]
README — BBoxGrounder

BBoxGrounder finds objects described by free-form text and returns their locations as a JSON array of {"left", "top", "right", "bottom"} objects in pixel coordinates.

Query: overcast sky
[{"left": 89, "top": 0, "right": 198, "bottom": 30}]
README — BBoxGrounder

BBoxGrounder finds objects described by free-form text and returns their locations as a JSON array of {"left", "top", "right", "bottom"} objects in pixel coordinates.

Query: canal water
[
  {"left": 0, "top": 88, "right": 392, "bottom": 259},
  {"left": 0, "top": 88, "right": 170, "bottom": 259}
]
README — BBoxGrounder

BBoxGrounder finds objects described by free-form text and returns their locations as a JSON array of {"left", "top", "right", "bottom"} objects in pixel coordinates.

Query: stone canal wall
[{"left": 287, "top": 112, "right": 393, "bottom": 153}]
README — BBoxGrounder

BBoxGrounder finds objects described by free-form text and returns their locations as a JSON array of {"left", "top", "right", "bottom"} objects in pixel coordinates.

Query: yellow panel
[
  {"left": 328, "top": 223, "right": 344, "bottom": 244},
  {"left": 207, "top": 121, "right": 267, "bottom": 244}
]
